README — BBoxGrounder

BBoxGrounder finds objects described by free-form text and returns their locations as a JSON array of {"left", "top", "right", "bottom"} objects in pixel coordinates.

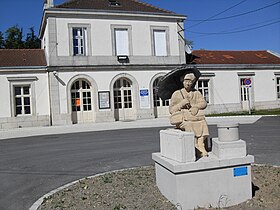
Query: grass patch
[{"left": 206, "top": 108, "right": 280, "bottom": 117}]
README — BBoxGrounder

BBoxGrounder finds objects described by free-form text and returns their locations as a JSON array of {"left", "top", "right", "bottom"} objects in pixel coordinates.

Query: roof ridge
[
  {"left": 194, "top": 50, "right": 268, "bottom": 52},
  {"left": 130, "top": 0, "right": 174, "bottom": 14}
]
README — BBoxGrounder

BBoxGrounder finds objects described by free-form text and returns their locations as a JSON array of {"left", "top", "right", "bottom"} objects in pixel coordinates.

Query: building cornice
[{"left": 47, "top": 64, "right": 181, "bottom": 72}]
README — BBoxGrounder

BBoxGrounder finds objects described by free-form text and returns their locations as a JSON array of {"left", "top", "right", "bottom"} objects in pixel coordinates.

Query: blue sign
[
  {"left": 140, "top": 89, "right": 149, "bottom": 96},
  {"left": 233, "top": 166, "right": 248, "bottom": 177}
]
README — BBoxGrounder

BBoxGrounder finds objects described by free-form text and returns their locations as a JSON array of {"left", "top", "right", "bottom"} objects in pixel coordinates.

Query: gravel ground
[{"left": 38, "top": 165, "right": 279, "bottom": 210}]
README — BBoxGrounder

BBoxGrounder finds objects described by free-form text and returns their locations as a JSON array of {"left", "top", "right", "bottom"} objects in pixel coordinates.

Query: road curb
[{"left": 29, "top": 166, "right": 150, "bottom": 210}]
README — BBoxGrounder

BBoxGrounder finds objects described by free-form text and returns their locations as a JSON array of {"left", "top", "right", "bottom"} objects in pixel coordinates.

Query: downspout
[{"left": 47, "top": 70, "right": 53, "bottom": 126}]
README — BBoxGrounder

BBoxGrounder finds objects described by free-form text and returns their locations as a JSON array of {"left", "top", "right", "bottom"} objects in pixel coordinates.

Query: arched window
[
  {"left": 153, "top": 77, "right": 169, "bottom": 107},
  {"left": 113, "top": 78, "right": 133, "bottom": 109}
]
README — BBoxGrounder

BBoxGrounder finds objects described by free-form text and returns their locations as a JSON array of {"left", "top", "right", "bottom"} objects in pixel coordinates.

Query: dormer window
[{"left": 109, "top": 0, "right": 121, "bottom": 6}]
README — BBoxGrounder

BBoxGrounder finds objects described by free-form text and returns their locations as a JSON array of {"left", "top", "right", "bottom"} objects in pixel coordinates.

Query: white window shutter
[
  {"left": 154, "top": 30, "right": 167, "bottom": 56},
  {"left": 115, "top": 29, "right": 129, "bottom": 55}
]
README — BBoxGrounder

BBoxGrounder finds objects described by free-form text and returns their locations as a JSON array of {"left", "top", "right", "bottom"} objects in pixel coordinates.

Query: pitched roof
[
  {"left": 55, "top": 0, "right": 175, "bottom": 14},
  {"left": 192, "top": 50, "right": 280, "bottom": 65},
  {"left": 0, "top": 49, "right": 47, "bottom": 67}
]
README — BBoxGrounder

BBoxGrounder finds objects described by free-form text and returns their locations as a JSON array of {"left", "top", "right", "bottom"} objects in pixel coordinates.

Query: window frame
[
  {"left": 7, "top": 77, "right": 37, "bottom": 117},
  {"left": 196, "top": 73, "right": 215, "bottom": 104},
  {"left": 68, "top": 23, "right": 91, "bottom": 56},
  {"left": 150, "top": 26, "right": 170, "bottom": 57},
  {"left": 111, "top": 24, "right": 132, "bottom": 56},
  {"left": 275, "top": 73, "right": 280, "bottom": 99}
]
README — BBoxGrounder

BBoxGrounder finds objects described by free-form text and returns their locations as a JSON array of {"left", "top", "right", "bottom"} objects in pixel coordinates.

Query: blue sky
[{"left": 0, "top": 0, "right": 279, "bottom": 53}]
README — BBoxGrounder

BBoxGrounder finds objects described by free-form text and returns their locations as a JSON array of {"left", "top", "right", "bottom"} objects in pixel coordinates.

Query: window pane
[
  {"left": 16, "top": 107, "right": 22, "bottom": 115},
  {"left": 73, "top": 39, "right": 78, "bottom": 46},
  {"left": 73, "top": 28, "right": 78, "bottom": 36},
  {"left": 23, "top": 86, "right": 29, "bottom": 95},
  {"left": 24, "top": 97, "right": 30, "bottom": 105},
  {"left": 74, "top": 47, "right": 79, "bottom": 55},
  {"left": 15, "top": 87, "right": 21, "bottom": 95},
  {"left": 16, "top": 98, "right": 22, "bottom": 105},
  {"left": 24, "top": 106, "right": 31, "bottom": 114}
]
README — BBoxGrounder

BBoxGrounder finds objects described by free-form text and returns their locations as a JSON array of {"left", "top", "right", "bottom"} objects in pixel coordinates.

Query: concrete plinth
[
  {"left": 153, "top": 153, "right": 254, "bottom": 210},
  {"left": 153, "top": 128, "right": 254, "bottom": 210},
  {"left": 212, "top": 138, "right": 247, "bottom": 159}
]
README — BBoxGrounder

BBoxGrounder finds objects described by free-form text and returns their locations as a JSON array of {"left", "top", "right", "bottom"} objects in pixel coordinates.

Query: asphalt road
[{"left": 0, "top": 116, "right": 279, "bottom": 210}]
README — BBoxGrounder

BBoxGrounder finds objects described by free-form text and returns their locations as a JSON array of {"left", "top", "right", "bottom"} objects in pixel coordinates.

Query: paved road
[{"left": 0, "top": 116, "right": 279, "bottom": 210}]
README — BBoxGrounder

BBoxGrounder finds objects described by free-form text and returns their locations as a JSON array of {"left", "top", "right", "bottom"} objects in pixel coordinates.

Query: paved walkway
[{"left": 0, "top": 115, "right": 262, "bottom": 140}]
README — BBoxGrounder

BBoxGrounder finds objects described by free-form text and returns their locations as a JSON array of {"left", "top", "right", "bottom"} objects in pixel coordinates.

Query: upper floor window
[
  {"left": 73, "top": 28, "right": 86, "bottom": 56},
  {"left": 153, "top": 30, "right": 167, "bottom": 56},
  {"left": 111, "top": 25, "right": 132, "bottom": 56},
  {"left": 69, "top": 23, "right": 91, "bottom": 56},
  {"left": 115, "top": 29, "right": 129, "bottom": 56}
]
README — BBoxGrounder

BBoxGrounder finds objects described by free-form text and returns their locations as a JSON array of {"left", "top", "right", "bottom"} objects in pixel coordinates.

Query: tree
[
  {"left": 25, "top": 27, "right": 41, "bottom": 49},
  {"left": 0, "top": 31, "right": 4, "bottom": 49},
  {"left": 4, "top": 25, "right": 24, "bottom": 49}
]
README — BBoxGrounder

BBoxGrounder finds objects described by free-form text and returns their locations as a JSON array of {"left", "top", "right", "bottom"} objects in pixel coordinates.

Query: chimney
[{"left": 44, "top": 0, "right": 54, "bottom": 9}]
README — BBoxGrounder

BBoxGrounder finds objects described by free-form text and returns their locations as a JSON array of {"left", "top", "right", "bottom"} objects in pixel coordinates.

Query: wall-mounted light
[{"left": 117, "top": 55, "right": 129, "bottom": 63}]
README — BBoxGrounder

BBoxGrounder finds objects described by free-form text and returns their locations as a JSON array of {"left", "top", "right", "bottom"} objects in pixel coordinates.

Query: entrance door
[
  {"left": 113, "top": 78, "right": 134, "bottom": 121},
  {"left": 71, "top": 79, "right": 93, "bottom": 124},
  {"left": 153, "top": 77, "right": 170, "bottom": 118},
  {"left": 240, "top": 78, "right": 254, "bottom": 111}
]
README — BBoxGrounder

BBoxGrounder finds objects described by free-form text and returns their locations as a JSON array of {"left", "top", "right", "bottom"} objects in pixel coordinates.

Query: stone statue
[{"left": 169, "top": 73, "right": 209, "bottom": 158}]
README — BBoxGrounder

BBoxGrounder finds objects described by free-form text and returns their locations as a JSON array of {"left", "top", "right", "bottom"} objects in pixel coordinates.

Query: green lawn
[{"left": 206, "top": 108, "right": 280, "bottom": 117}]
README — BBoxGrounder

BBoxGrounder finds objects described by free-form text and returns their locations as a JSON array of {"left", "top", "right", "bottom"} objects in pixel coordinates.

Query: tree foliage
[
  {"left": 0, "top": 31, "right": 4, "bottom": 49},
  {"left": 1, "top": 25, "right": 41, "bottom": 49}
]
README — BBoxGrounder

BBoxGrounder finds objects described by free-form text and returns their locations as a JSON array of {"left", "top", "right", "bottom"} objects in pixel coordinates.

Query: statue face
[{"left": 183, "top": 79, "right": 193, "bottom": 92}]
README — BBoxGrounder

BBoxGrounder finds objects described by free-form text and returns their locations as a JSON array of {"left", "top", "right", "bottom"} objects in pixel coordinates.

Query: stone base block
[
  {"left": 160, "top": 129, "right": 195, "bottom": 163},
  {"left": 212, "top": 138, "right": 246, "bottom": 159},
  {"left": 152, "top": 153, "right": 254, "bottom": 210}
]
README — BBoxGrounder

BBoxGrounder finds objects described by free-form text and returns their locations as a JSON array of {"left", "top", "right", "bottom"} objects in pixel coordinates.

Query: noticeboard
[{"left": 98, "top": 91, "right": 110, "bottom": 109}]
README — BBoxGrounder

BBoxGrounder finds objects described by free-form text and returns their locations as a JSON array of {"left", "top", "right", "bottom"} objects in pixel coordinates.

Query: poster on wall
[
  {"left": 98, "top": 91, "right": 110, "bottom": 109},
  {"left": 140, "top": 89, "right": 150, "bottom": 108}
]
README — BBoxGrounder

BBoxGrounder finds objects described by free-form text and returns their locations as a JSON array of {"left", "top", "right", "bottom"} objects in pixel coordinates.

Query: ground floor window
[
  {"left": 197, "top": 79, "right": 210, "bottom": 103},
  {"left": 153, "top": 77, "right": 169, "bottom": 107},
  {"left": 14, "top": 85, "right": 31, "bottom": 116},
  {"left": 276, "top": 77, "right": 280, "bottom": 99}
]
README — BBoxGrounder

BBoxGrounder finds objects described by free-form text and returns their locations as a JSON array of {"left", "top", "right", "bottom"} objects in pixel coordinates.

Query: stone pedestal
[
  {"left": 160, "top": 129, "right": 195, "bottom": 163},
  {"left": 152, "top": 128, "right": 254, "bottom": 210}
]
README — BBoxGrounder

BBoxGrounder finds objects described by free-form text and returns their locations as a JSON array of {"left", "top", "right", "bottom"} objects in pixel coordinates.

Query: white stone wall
[
  {"left": 55, "top": 18, "right": 180, "bottom": 57},
  {"left": 0, "top": 70, "right": 50, "bottom": 129}
]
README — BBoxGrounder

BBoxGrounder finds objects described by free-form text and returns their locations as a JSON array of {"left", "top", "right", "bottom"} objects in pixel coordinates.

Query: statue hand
[
  {"left": 179, "top": 99, "right": 190, "bottom": 109},
  {"left": 190, "top": 107, "right": 199, "bottom": 116}
]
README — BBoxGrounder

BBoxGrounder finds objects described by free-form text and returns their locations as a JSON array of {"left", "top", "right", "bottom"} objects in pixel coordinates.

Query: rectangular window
[
  {"left": 153, "top": 30, "right": 167, "bottom": 56},
  {"left": 115, "top": 29, "right": 129, "bottom": 55},
  {"left": 277, "top": 77, "right": 280, "bottom": 99},
  {"left": 14, "top": 85, "right": 31, "bottom": 116},
  {"left": 72, "top": 28, "right": 86, "bottom": 56},
  {"left": 197, "top": 79, "right": 210, "bottom": 103}
]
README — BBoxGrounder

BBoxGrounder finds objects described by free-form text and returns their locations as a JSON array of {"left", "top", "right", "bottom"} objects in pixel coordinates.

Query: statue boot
[{"left": 195, "top": 137, "right": 208, "bottom": 157}]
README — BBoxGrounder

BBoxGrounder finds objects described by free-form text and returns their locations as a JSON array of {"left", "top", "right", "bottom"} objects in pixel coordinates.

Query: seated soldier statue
[{"left": 169, "top": 73, "right": 209, "bottom": 158}]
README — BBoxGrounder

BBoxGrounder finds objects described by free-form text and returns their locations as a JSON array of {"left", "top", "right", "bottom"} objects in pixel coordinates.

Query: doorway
[{"left": 71, "top": 79, "right": 93, "bottom": 124}]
